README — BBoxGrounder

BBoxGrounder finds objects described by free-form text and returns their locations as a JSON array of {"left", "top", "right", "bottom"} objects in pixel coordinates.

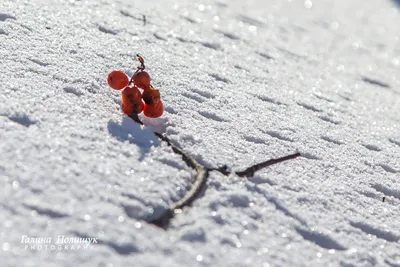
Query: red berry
[
  {"left": 132, "top": 71, "right": 150, "bottom": 89},
  {"left": 107, "top": 70, "right": 129, "bottom": 90},
  {"left": 142, "top": 88, "right": 161, "bottom": 105},
  {"left": 122, "top": 102, "right": 145, "bottom": 116},
  {"left": 144, "top": 100, "right": 164, "bottom": 118},
  {"left": 121, "top": 86, "right": 145, "bottom": 114}
]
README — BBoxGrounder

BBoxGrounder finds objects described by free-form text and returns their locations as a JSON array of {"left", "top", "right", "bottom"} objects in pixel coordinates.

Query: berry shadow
[
  {"left": 107, "top": 117, "right": 160, "bottom": 160},
  {"left": 141, "top": 115, "right": 168, "bottom": 133}
]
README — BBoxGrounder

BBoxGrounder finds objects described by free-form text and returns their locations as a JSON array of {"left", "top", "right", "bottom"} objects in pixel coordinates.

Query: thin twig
[
  {"left": 208, "top": 152, "right": 301, "bottom": 177},
  {"left": 128, "top": 114, "right": 208, "bottom": 228},
  {"left": 208, "top": 153, "right": 301, "bottom": 177},
  {"left": 127, "top": 114, "right": 300, "bottom": 229},
  {"left": 150, "top": 166, "right": 208, "bottom": 229},
  {"left": 235, "top": 153, "right": 300, "bottom": 177}
]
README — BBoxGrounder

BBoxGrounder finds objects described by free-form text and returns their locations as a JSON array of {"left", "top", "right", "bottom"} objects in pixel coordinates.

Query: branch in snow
[
  {"left": 127, "top": 114, "right": 300, "bottom": 229},
  {"left": 210, "top": 152, "right": 301, "bottom": 177}
]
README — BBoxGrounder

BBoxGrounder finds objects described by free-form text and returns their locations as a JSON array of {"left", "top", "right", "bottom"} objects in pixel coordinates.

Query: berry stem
[{"left": 136, "top": 54, "right": 145, "bottom": 71}]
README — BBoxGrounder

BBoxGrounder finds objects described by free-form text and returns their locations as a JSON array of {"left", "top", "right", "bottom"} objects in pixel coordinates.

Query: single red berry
[
  {"left": 122, "top": 102, "right": 145, "bottom": 116},
  {"left": 107, "top": 70, "right": 129, "bottom": 90},
  {"left": 122, "top": 86, "right": 145, "bottom": 114},
  {"left": 132, "top": 70, "right": 151, "bottom": 89},
  {"left": 144, "top": 100, "right": 164, "bottom": 118},
  {"left": 142, "top": 88, "right": 161, "bottom": 105}
]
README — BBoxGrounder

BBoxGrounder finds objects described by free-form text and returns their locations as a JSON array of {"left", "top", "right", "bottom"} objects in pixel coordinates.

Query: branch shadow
[{"left": 107, "top": 116, "right": 160, "bottom": 160}]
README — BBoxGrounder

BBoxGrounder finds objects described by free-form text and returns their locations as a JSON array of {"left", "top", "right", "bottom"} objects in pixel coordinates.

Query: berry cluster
[{"left": 107, "top": 55, "right": 164, "bottom": 118}]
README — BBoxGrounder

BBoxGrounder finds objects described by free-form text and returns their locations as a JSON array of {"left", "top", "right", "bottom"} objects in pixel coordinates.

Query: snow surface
[{"left": 0, "top": 0, "right": 399, "bottom": 266}]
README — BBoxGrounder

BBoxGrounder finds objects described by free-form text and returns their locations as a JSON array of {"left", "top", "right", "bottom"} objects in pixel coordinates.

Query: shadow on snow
[{"left": 107, "top": 117, "right": 160, "bottom": 160}]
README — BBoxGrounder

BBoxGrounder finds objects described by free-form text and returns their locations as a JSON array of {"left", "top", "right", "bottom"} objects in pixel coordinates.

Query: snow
[{"left": 0, "top": 0, "right": 399, "bottom": 266}]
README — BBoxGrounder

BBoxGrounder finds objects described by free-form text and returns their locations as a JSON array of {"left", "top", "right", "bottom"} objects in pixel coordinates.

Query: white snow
[{"left": 0, "top": 0, "right": 399, "bottom": 266}]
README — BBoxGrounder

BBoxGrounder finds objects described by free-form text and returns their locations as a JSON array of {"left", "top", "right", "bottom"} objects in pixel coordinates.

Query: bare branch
[
  {"left": 127, "top": 115, "right": 300, "bottom": 229},
  {"left": 235, "top": 152, "right": 301, "bottom": 177}
]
